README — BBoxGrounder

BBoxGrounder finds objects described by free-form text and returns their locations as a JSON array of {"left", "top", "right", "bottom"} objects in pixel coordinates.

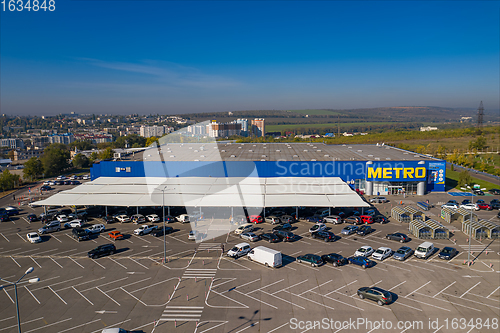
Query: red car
[
  {"left": 250, "top": 215, "right": 263, "bottom": 223},
  {"left": 477, "top": 202, "right": 492, "bottom": 210},
  {"left": 360, "top": 215, "right": 374, "bottom": 224}
]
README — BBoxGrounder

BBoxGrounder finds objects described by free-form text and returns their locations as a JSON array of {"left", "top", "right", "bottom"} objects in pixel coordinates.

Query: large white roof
[{"left": 34, "top": 176, "right": 370, "bottom": 208}]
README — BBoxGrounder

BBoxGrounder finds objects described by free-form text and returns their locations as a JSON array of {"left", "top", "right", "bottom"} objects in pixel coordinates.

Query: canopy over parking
[{"left": 33, "top": 176, "right": 370, "bottom": 208}]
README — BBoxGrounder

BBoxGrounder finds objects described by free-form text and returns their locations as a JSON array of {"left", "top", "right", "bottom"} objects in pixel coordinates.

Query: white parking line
[
  {"left": 417, "top": 292, "right": 482, "bottom": 312},
  {"left": 57, "top": 319, "right": 101, "bottom": 333},
  {"left": 235, "top": 322, "right": 258, "bottom": 333},
  {"left": 10, "top": 256, "right": 21, "bottom": 267},
  {"left": 89, "top": 319, "right": 131, "bottom": 333},
  {"left": 0, "top": 247, "right": 21, "bottom": 254},
  {"left": 24, "top": 286, "right": 40, "bottom": 304},
  {"left": 404, "top": 281, "right": 431, "bottom": 297},
  {"left": 3, "top": 289, "right": 14, "bottom": 303},
  {"left": 16, "top": 233, "right": 27, "bottom": 242},
  {"left": 72, "top": 286, "right": 94, "bottom": 305},
  {"left": 246, "top": 279, "right": 284, "bottom": 295},
  {"left": 51, "top": 235, "right": 62, "bottom": 243},
  {"left": 0, "top": 316, "right": 15, "bottom": 323},
  {"left": 221, "top": 278, "right": 260, "bottom": 294},
  {"left": 80, "top": 277, "right": 128, "bottom": 292},
  {"left": 234, "top": 289, "right": 278, "bottom": 309},
  {"left": 267, "top": 322, "right": 290, "bottom": 333},
  {"left": 24, "top": 317, "right": 72, "bottom": 333},
  {"left": 432, "top": 281, "right": 456, "bottom": 298},
  {"left": 91, "top": 259, "right": 106, "bottom": 269},
  {"left": 460, "top": 282, "right": 481, "bottom": 298},
  {"left": 29, "top": 256, "right": 42, "bottom": 268},
  {"left": 388, "top": 280, "right": 406, "bottom": 291},
  {"left": 49, "top": 256, "right": 63, "bottom": 268},
  {"left": 0, "top": 317, "right": 44, "bottom": 332},
  {"left": 120, "top": 287, "right": 147, "bottom": 306},
  {"left": 109, "top": 258, "right": 128, "bottom": 269},
  {"left": 48, "top": 286, "right": 67, "bottom": 304},
  {"left": 325, "top": 280, "right": 358, "bottom": 296},
  {"left": 96, "top": 287, "right": 121, "bottom": 306},
  {"left": 56, "top": 277, "right": 106, "bottom": 292},
  {"left": 298, "top": 279, "right": 332, "bottom": 296},
  {"left": 487, "top": 286, "right": 500, "bottom": 298},
  {"left": 132, "top": 234, "right": 151, "bottom": 243},
  {"left": 64, "top": 233, "right": 79, "bottom": 243},
  {"left": 272, "top": 280, "right": 308, "bottom": 295},
  {"left": 0, "top": 233, "right": 10, "bottom": 242},
  {"left": 129, "top": 258, "right": 149, "bottom": 269},
  {"left": 67, "top": 256, "right": 85, "bottom": 268}
]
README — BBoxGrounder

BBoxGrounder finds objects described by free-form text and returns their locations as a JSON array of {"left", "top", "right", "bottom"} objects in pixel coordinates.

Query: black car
[
  {"left": 273, "top": 230, "right": 295, "bottom": 242},
  {"left": 461, "top": 199, "right": 471, "bottom": 205},
  {"left": 296, "top": 254, "right": 323, "bottom": 267},
  {"left": 104, "top": 215, "right": 115, "bottom": 223},
  {"left": 488, "top": 189, "right": 500, "bottom": 195},
  {"left": 88, "top": 244, "right": 116, "bottom": 259},
  {"left": 72, "top": 227, "right": 89, "bottom": 241},
  {"left": 357, "top": 225, "right": 373, "bottom": 236},
  {"left": 260, "top": 233, "right": 280, "bottom": 243},
  {"left": 490, "top": 200, "right": 500, "bottom": 210},
  {"left": 153, "top": 226, "right": 174, "bottom": 237},
  {"left": 272, "top": 223, "right": 292, "bottom": 232},
  {"left": 280, "top": 215, "right": 296, "bottom": 223},
  {"left": 40, "top": 185, "right": 52, "bottom": 191},
  {"left": 438, "top": 247, "right": 458, "bottom": 260},
  {"left": 27, "top": 213, "right": 38, "bottom": 222},
  {"left": 312, "top": 230, "right": 335, "bottom": 242},
  {"left": 373, "top": 215, "right": 388, "bottom": 224},
  {"left": 321, "top": 253, "right": 348, "bottom": 267},
  {"left": 472, "top": 189, "right": 484, "bottom": 196},
  {"left": 386, "top": 232, "right": 409, "bottom": 243},
  {"left": 357, "top": 287, "right": 392, "bottom": 306},
  {"left": 164, "top": 215, "right": 176, "bottom": 223},
  {"left": 0, "top": 214, "right": 10, "bottom": 222}
]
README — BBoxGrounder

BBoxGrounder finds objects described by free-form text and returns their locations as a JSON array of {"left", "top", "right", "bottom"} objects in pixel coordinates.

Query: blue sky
[{"left": 1, "top": 1, "right": 499, "bottom": 115}]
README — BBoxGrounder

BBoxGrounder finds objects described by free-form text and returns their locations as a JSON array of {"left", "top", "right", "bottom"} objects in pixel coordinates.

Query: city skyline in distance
[{"left": 1, "top": 1, "right": 499, "bottom": 116}]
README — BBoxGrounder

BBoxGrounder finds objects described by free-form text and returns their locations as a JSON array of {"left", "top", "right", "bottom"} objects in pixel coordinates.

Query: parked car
[
  {"left": 414, "top": 241, "right": 435, "bottom": 259},
  {"left": 272, "top": 223, "right": 292, "bottom": 232},
  {"left": 460, "top": 203, "right": 479, "bottom": 211},
  {"left": 309, "top": 223, "right": 326, "bottom": 233},
  {"left": 461, "top": 199, "right": 471, "bottom": 205},
  {"left": 280, "top": 215, "right": 296, "bottom": 223},
  {"left": 108, "top": 230, "right": 124, "bottom": 240},
  {"left": 131, "top": 214, "right": 146, "bottom": 224},
  {"left": 56, "top": 215, "right": 69, "bottom": 223},
  {"left": 265, "top": 216, "right": 281, "bottom": 224},
  {"left": 146, "top": 214, "right": 160, "bottom": 222},
  {"left": 153, "top": 226, "right": 174, "bottom": 237},
  {"left": 354, "top": 246, "right": 374, "bottom": 257},
  {"left": 488, "top": 188, "right": 500, "bottom": 195},
  {"left": 348, "top": 256, "right": 375, "bottom": 269},
  {"left": 240, "top": 232, "right": 260, "bottom": 242},
  {"left": 88, "top": 244, "right": 116, "bottom": 259},
  {"left": 38, "top": 221, "right": 61, "bottom": 234},
  {"left": 341, "top": 225, "right": 358, "bottom": 235},
  {"left": 311, "top": 230, "right": 335, "bottom": 242},
  {"left": 260, "top": 233, "right": 280, "bottom": 243},
  {"left": 323, "top": 215, "right": 343, "bottom": 224},
  {"left": 344, "top": 216, "right": 362, "bottom": 225},
  {"left": 296, "top": 254, "right": 323, "bottom": 267},
  {"left": 27, "top": 232, "right": 41, "bottom": 243},
  {"left": 163, "top": 215, "right": 176, "bottom": 223},
  {"left": 104, "top": 215, "right": 115, "bottom": 223},
  {"left": 438, "top": 247, "right": 458, "bottom": 260},
  {"left": 356, "top": 225, "right": 373, "bottom": 236},
  {"left": 441, "top": 202, "right": 459, "bottom": 209},
  {"left": 372, "top": 247, "right": 393, "bottom": 260},
  {"left": 393, "top": 246, "right": 414, "bottom": 261},
  {"left": 321, "top": 253, "right": 348, "bottom": 267},
  {"left": 472, "top": 189, "right": 484, "bottom": 196},
  {"left": 227, "top": 242, "right": 251, "bottom": 258},
  {"left": 370, "top": 196, "right": 388, "bottom": 204},
  {"left": 72, "top": 228, "right": 89, "bottom": 241},
  {"left": 249, "top": 215, "right": 263, "bottom": 224},
  {"left": 357, "top": 287, "right": 392, "bottom": 305},
  {"left": 5, "top": 207, "right": 19, "bottom": 216},
  {"left": 306, "top": 216, "right": 323, "bottom": 223},
  {"left": 85, "top": 224, "right": 105, "bottom": 234},
  {"left": 234, "top": 223, "right": 255, "bottom": 235},
  {"left": 0, "top": 214, "right": 10, "bottom": 222},
  {"left": 360, "top": 215, "right": 374, "bottom": 224},
  {"left": 386, "top": 232, "right": 409, "bottom": 243},
  {"left": 64, "top": 219, "right": 84, "bottom": 228},
  {"left": 27, "top": 214, "right": 38, "bottom": 222},
  {"left": 133, "top": 224, "right": 158, "bottom": 236},
  {"left": 273, "top": 230, "right": 295, "bottom": 242},
  {"left": 116, "top": 215, "right": 131, "bottom": 223},
  {"left": 477, "top": 202, "right": 492, "bottom": 210},
  {"left": 490, "top": 200, "right": 500, "bottom": 210}
]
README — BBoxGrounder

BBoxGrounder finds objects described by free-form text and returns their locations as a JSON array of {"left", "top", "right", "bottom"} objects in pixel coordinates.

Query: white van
[
  {"left": 227, "top": 243, "right": 251, "bottom": 258},
  {"left": 247, "top": 246, "right": 282, "bottom": 268},
  {"left": 177, "top": 214, "right": 190, "bottom": 223},
  {"left": 414, "top": 242, "right": 435, "bottom": 259}
]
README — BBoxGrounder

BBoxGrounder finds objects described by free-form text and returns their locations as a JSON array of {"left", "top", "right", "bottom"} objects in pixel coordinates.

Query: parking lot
[{"left": 0, "top": 189, "right": 499, "bottom": 333}]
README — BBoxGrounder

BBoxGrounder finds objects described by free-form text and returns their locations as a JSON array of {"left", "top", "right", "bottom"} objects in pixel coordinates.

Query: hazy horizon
[{"left": 1, "top": 1, "right": 499, "bottom": 116}]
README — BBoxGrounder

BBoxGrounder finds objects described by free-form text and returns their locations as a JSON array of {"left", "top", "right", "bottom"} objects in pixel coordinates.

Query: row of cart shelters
[
  {"left": 440, "top": 207, "right": 477, "bottom": 224},
  {"left": 409, "top": 218, "right": 450, "bottom": 239},
  {"left": 391, "top": 206, "right": 425, "bottom": 223},
  {"left": 462, "top": 219, "right": 500, "bottom": 240}
]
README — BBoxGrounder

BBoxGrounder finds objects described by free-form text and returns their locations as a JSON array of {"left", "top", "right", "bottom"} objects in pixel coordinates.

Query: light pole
[
  {"left": 460, "top": 184, "right": 474, "bottom": 265},
  {"left": 156, "top": 186, "right": 174, "bottom": 263},
  {"left": 0, "top": 267, "right": 40, "bottom": 333}
]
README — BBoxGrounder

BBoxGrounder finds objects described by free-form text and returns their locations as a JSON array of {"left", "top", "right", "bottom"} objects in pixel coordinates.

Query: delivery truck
[{"left": 247, "top": 246, "right": 282, "bottom": 268}]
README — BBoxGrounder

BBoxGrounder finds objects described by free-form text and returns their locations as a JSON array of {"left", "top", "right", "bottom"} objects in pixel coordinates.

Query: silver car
[
  {"left": 393, "top": 246, "right": 413, "bottom": 261},
  {"left": 240, "top": 232, "right": 260, "bottom": 242},
  {"left": 370, "top": 196, "right": 388, "bottom": 204}
]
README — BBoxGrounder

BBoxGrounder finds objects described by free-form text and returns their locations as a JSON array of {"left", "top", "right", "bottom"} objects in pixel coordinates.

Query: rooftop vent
[
  {"left": 261, "top": 155, "right": 267, "bottom": 158},
  {"left": 311, "top": 159, "right": 316, "bottom": 161},
  {"left": 170, "top": 155, "right": 175, "bottom": 158},
  {"left": 357, "top": 150, "right": 362, "bottom": 152},
  {"left": 276, "top": 150, "right": 280, "bottom": 152},
  {"left": 386, "top": 158, "right": 391, "bottom": 160},
  {"left": 200, "top": 155, "right": 205, "bottom": 158},
  {"left": 324, "top": 154, "right": 330, "bottom": 157},
  {"left": 368, "top": 154, "right": 373, "bottom": 157},
  {"left": 375, "top": 157, "right": 380, "bottom": 160},
  {"left": 303, "top": 149, "right": 308, "bottom": 152},
  {"left": 348, "top": 146, "right": 352, "bottom": 149},
  {"left": 317, "top": 150, "right": 322, "bottom": 152},
  {"left": 194, "top": 159, "right": 199, "bottom": 161},
  {"left": 238, "top": 146, "right": 242, "bottom": 149},
  {"left": 189, "top": 147, "right": 193, "bottom": 149},
  {"left": 403, "top": 152, "right": 408, "bottom": 155},
  {"left": 230, "top": 155, "right": 236, "bottom": 158},
  {"left": 261, "top": 159, "right": 266, "bottom": 161},
  {"left": 194, "top": 150, "right": 198, "bottom": 152},
  {"left": 249, "top": 150, "right": 253, "bottom": 152},
  {"left": 288, "top": 146, "right": 292, "bottom": 148},
  {"left": 293, "top": 155, "right": 298, "bottom": 158},
  {"left": 221, "top": 150, "right": 226, "bottom": 152}
]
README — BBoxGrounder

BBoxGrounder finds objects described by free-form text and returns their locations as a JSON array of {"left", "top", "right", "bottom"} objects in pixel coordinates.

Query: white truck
[
  {"left": 133, "top": 224, "right": 158, "bottom": 236},
  {"left": 176, "top": 214, "right": 190, "bottom": 223},
  {"left": 247, "top": 246, "right": 282, "bottom": 268}
]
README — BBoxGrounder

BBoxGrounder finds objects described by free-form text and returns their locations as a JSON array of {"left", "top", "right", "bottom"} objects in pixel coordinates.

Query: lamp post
[
  {"left": 0, "top": 267, "right": 40, "bottom": 333},
  {"left": 157, "top": 186, "right": 174, "bottom": 263},
  {"left": 460, "top": 184, "right": 474, "bottom": 265}
]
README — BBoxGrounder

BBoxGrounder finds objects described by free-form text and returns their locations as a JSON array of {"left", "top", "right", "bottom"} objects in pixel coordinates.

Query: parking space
[{"left": 0, "top": 191, "right": 499, "bottom": 332}]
